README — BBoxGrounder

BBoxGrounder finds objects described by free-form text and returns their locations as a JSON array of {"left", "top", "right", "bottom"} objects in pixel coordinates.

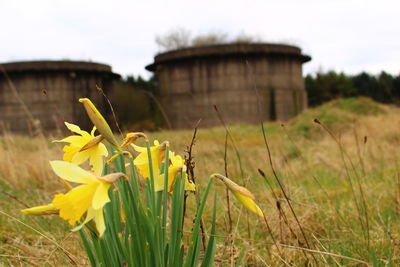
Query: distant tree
[
  {"left": 352, "top": 72, "right": 378, "bottom": 97},
  {"left": 125, "top": 75, "right": 156, "bottom": 93},
  {"left": 377, "top": 71, "right": 394, "bottom": 103},
  {"left": 306, "top": 70, "right": 400, "bottom": 107},
  {"left": 156, "top": 28, "right": 264, "bottom": 52},
  {"left": 305, "top": 71, "right": 356, "bottom": 106},
  {"left": 191, "top": 31, "right": 228, "bottom": 46},
  {"left": 232, "top": 33, "right": 262, "bottom": 44},
  {"left": 155, "top": 28, "right": 191, "bottom": 51}
]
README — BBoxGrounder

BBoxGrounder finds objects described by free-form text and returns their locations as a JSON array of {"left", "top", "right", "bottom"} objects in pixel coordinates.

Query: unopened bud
[
  {"left": 211, "top": 173, "right": 255, "bottom": 200},
  {"left": 98, "top": 172, "right": 126, "bottom": 183},
  {"left": 21, "top": 204, "right": 59, "bottom": 216},
  {"left": 121, "top": 132, "right": 147, "bottom": 148},
  {"left": 79, "top": 98, "right": 120, "bottom": 149}
]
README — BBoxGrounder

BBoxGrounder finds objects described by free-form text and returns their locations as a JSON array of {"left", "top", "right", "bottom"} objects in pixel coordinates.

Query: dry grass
[{"left": 1, "top": 97, "right": 400, "bottom": 266}]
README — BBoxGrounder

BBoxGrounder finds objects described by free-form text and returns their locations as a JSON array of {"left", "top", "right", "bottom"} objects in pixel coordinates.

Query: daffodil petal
[
  {"left": 64, "top": 122, "right": 91, "bottom": 138},
  {"left": 71, "top": 150, "right": 91, "bottom": 165},
  {"left": 92, "top": 182, "right": 111, "bottom": 210},
  {"left": 71, "top": 208, "right": 96, "bottom": 232},
  {"left": 52, "top": 182, "right": 99, "bottom": 225},
  {"left": 133, "top": 152, "right": 149, "bottom": 165},
  {"left": 154, "top": 174, "right": 166, "bottom": 192},
  {"left": 131, "top": 143, "right": 147, "bottom": 153},
  {"left": 93, "top": 208, "right": 106, "bottom": 237},
  {"left": 233, "top": 192, "right": 264, "bottom": 217},
  {"left": 89, "top": 152, "right": 104, "bottom": 176},
  {"left": 90, "top": 126, "right": 97, "bottom": 136},
  {"left": 54, "top": 135, "right": 88, "bottom": 145},
  {"left": 185, "top": 178, "right": 196, "bottom": 191},
  {"left": 98, "top": 143, "right": 109, "bottom": 157},
  {"left": 50, "top": 161, "right": 97, "bottom": 184},
  {"left": 63, "top": 145, "right": 81, "bottom": 162}
]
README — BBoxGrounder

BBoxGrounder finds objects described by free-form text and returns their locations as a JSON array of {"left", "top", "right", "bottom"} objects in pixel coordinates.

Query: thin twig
[
  {"left": 213, "top": 104, "right": 251, "bottom": 239},
  {"left": 96, "top": 85, "right": 123, "bottom": 136},
  {"left": 183, "top": 119, "right": 207, "bottom": 251},
  {"left": 224, "top": 131, "right": 233, "bottom": 234}
]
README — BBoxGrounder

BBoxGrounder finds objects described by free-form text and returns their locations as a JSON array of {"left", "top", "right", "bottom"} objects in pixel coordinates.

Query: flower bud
[{"left": 79, "top": 98, "right": 119, "bottom": 149}]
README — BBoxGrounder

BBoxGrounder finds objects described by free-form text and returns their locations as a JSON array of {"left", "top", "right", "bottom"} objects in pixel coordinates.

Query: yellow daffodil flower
[
  {"left": 22, "top": 161, "right": 124, "bottom": 237},
  {"left": 132, "top": 140, "right": 168, "bottom": 179},
  {"left": 54, "top": 122, "right": 108, "bottom": 175},
  {"left": 154, "top": 154, "right": 196, "bottom": 192},
  {"left": 212, "top": 173, "right": 264, "bottom": 217},
  {"left": 79, "top": 98, "right": 120, "bottom": 151}
]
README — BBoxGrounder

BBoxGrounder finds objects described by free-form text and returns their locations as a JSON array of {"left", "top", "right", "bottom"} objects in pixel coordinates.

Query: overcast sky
[{"left": 1, "top": 0, "right": 399, "bottom": 78}]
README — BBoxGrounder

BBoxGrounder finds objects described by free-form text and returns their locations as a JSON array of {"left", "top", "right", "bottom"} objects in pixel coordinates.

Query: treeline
[
  {"left": 111, "top": 75, "right": 158, "bottom": 131},
  {"left": 305, "top": 71, "right": 400, "bottom": 106}
]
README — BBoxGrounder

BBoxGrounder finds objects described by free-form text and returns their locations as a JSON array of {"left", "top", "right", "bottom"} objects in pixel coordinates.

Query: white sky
[{"left": 1, "top": 0, "right": 399, "bottom": 78}]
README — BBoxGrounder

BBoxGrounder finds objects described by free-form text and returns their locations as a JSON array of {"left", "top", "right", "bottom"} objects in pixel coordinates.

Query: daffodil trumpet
[
  {"left": 154, "top": 154, "right": 196, "bottom": 193},
  {"left": 54, "top": 122, "right": 108, "bottom": 175},
  {"left": 132, "top": 140, "right": 168, "bottom": 179},
  {"left": 21, "top": 161, "right": 125, "bottom": 237},
  {"left": 211, "top": 173, "right": 264, "bottom": 217}
]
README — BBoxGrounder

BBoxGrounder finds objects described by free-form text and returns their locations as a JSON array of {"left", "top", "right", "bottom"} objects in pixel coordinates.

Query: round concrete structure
[
  {"left": 0, "top": 60, "right": 120, "bottom": 134},
  {"left": 147, "top": 43, "right": 311, "bottom": 128}
]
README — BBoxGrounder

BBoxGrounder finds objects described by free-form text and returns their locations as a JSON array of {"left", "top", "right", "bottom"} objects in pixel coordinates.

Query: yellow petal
[
  {"left": 154, "top": 174, "right": 167, "bottom": 192},
  {"left": 89, "top": 150, "right": 104, "bottom": 176},
  {"left": 63, "top": 145, "right": 81, "bottom": 162},
  {"left": 71, "top": 150, "right": 91, "bottom": 165},
  {"left": 98, "top": 143, "right": 109, "bottom": 157},
  {"left": 54, "top": 135, "right": 88, "bottom": 145},
  {"left": 21, "top": 204, "right": 57, "bottom": 215},
  {"left": 50, "top": 161, "right": 97, "bottom": 184},
  {"left": 79, "top": 98, "right": 119, "bottom": 148},
  {"left": 214, "top": 174, "right": 263, "bottom": 217},
  {"left": 92, "top": 182, "right": 111, "bottom": 210},
  {"left": 233, "top": 192, "right": 264, "bottom": 217},
  {"left": 64, "top": 122, "right": 91, "bottom": 138},
  {"left": 71, "top": 208, "right": 96, "bottom": 232},
  {"left": 90, "top": 126, "right": 97, "bottom": 136},
  {"left": 93, "top": 208, "right": 106, "bottom": 237},
  {"left": 52, "top": 182, "right": 99, "bottom": 225},
  {"left": 185, "top": 178, "right": 196, "bottom": 191},
  {"left": 171, "top": 154, "right": 184, "bottom": 166}
]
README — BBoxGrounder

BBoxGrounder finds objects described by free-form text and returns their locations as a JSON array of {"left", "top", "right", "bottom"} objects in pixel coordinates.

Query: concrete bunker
[
  {"left": 147, "top": 43, "right": 311, "bottom": 128},
  {"left": 0, "top": 60, "right": 120, "bottom": 133}
]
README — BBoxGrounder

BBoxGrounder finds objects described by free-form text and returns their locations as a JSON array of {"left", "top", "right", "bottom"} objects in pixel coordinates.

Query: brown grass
[{"left": 1, "top": 98, "right": 400, "bottom": 265}]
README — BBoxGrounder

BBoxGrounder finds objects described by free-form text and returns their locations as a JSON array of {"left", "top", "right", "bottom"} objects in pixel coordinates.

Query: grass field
[{"left": 1, "top": 97, "right": 400, "bottom": 266}]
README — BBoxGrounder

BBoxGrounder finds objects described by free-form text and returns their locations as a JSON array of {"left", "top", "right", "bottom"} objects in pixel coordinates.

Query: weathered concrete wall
[
  {"left": 0, "top": 61, "right": 119, "bottom": 134},
  {"left": 147, "top": 43, "right": 311, "bottom": 129}
]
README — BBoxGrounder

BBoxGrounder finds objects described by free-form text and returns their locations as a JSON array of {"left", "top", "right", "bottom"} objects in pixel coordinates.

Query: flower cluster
[{"left": 22, "top": 98, "right": 263, "bottom": 239}]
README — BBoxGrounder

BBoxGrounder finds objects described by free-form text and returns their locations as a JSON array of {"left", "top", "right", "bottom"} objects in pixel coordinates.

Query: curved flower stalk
[
  {"left": 79, "top": 98, "right": 121, "bottom": 153},
  {"left": 21, "top": 161, "right": 125, "bottom": 237},
  {"left": 54, "top": 122, "right": 108, "bottom": 175},
  {"left": 212, "top": 173, "right": 264, "bottom": 217},
  {"left": 155, "top": 153, "right": 196, "bottom": 192}
]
